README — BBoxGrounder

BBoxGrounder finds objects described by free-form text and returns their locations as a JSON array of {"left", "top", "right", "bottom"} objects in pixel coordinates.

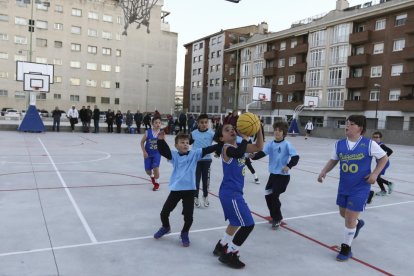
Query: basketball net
[{"left": 118, "top": 0, "right": 158, "bottom": 35}]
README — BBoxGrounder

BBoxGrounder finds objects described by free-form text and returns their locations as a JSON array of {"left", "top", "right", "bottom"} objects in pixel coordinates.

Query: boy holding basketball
[
  {"left": 213, "top": 121, "right": 263, "bottom": 269},
  {"left": 153, "top": 132, "right": 220, "bottom": 247},
  {"left": 190, "top": 114, "right": 215, "bottom": 208},
  {"left": 317, "top": 115, "right": 388, "bottom": 261},
  {"left": 251, "top": 121, "right": 299, "bottom": 229},
  {"left": 140, "top": 116, "right": 162, "bottom": 191}
]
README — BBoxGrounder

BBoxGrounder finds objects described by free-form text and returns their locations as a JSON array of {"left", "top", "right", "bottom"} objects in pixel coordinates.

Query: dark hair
[
  {"left": 213, "top": 124, "right": 225, "bottom": 143},
  {"left": 372, "top": 131, "right": 383, "bottom": 138},
  {"left": 152, "top": 116, "right": 161, "bottom": 123},
  {"left": 272, "top": 121, "right": 288, "bottom": 136},
  {"left": 197, "top": 114, "right": 209, "bottom": 121},
  {"left": 175, "top": 133, "right": 190, "bottom": 144},
  {"left": 347, "top": 115, "right": 366, "bottom": 134}
]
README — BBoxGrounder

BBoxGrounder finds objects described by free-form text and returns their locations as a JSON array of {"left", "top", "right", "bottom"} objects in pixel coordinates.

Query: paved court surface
[{"left": 0, "top": 130, "right": 413, "bottom": 276}]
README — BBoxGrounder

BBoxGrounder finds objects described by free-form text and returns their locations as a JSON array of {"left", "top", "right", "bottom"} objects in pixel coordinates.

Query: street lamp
[
  {"left": 142, "top": 63, "right": 153, "bottom": 112},
  {"left": 374, "top": 83, "right": 380, "bottom": 129}
]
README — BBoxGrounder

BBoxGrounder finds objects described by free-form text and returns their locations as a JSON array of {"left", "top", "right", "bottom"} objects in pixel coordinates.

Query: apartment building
[{"left": 0, "top": 0, "right": 177, "bottom": 114}]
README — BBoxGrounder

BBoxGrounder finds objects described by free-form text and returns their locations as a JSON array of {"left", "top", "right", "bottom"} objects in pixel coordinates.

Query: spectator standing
[
  {"left": 92, "top": 105, "right": 100, "bottom": 133},
  {"left": 79, "top": 106, "right": 88, "bottom": 133},
  {"left": 179, "top": 112, "right": 187, "bottom": 133},
  {"left": 125, "top": 110, "right": 134, "bottom": 133},
  {"left": 143, "top": 113, "right": 151, "bottom": 130},
  {"left": 187, "top": 114, "right": 195, "bottom": 134},
  {"left": 51, "top": 106, "right": 62, "bottom": 132},
  {"left": 86, "top": 106, "right": 93, "bottom": 132},
  {"left": 106, "top": 109, "right": 115, "bottom": 133},
  {"left": 304, "top": 120, "right": 314, "bottom": 139},
  {"left": 67, "top": 105, "right": 79, "bottom": 132},
  {"left": 134, "top": 110, "right": 143, "bottom": 134},
  {"left": 115, "top": 110, "right": 123, "bottom": 133}
]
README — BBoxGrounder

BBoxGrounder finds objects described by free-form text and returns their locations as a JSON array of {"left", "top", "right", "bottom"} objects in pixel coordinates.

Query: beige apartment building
[{"left": 0, "top": 0, "right": 177, "bottom": 114}]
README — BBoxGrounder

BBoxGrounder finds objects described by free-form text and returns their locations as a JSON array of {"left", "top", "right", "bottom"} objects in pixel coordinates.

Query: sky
[{"left": 162, "top": 0, "right": 365, "bottom": 87}]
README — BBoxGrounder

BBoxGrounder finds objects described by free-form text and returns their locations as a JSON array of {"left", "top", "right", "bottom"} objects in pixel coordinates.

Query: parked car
[
  {"left": 37, "top": 109, "right": 49, "bottom": 117},
  {"left": 1, "top": 107, "right": 13, "bottom": 116},
  {"left": 100, "top": 111, "right": 107, "bottom": 120},
  {"left": 5, "top": 109, "right": 20, "bottom": 116}
]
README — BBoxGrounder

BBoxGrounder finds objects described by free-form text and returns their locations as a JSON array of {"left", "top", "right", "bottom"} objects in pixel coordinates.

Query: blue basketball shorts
[
  {"left": 144, "top": 154, "right": 161, "bottom": 171},
  {"left": 336, "top": 192, "right": 369, "bottom": 212},
  {"left": 219, "top": 192, "right": 254, "bottom": 227}
]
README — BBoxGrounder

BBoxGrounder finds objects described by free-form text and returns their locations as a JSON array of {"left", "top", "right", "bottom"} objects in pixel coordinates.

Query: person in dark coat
[
  {"left": 51, "top": 106, "right": 62, "bottom": 132},
  {"left": 106, "top": 109, "right": 115, "bottom": 133},
  {"left": 134, "top": 110, "right": 143, "bottom": 134},
  {"left": 115, "top": 110, "right": 123, "bottom": 133},
  {"left": 93, "top": 105, "right": 100, "bottom": 133},
  {"left": 79, "top": 106, "right": 88, "bottom": 132},
  {"left": 179, "top": 112, "right": 187, "bottom": 133},
  {"left": 125, "top": 110, "right": 133, "bottom": 133},
  {"left": 143, "top": 113, "right": 151, "bottom": 130}
]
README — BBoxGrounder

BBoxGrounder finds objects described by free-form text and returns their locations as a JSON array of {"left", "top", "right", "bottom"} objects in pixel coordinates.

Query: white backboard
[
  {"left": 252, "top": 86, "right": 271, "bottom": 102},
  {"left": 16, "top": 61, "right": 54, "bottom": 83},
  {"left": 304, "top": 95, "right": 319, "bottom": 107},
  {"left": 23, "top": 73, "right": 50, "bottom": 92}
]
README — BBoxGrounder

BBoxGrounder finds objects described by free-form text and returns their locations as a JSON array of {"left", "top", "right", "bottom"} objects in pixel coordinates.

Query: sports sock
[
  {"left": 343, "top": 226, "right": 356, "bottom": 246},
  {"left": 220, "top": 232, "right": 233, "bottom": 246},
  {"left": 150, "top": 176, "right": 156, "bottom": 185},
  {"left": 227, "top": 242, "right": 240, "bottom": 254}
]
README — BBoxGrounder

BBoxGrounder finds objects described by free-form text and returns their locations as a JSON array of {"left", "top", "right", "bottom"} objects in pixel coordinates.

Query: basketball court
[{"left": 0, "top": 130, "right": 413, "bottom": 275}]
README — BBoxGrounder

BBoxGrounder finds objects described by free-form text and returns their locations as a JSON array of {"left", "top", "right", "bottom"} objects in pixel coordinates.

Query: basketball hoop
[
  {"left": 118, "top": 0, "right": 158, "bottom": 35},
  {"left": 309, "top": 105, "right": 315, "bottom": 111}
]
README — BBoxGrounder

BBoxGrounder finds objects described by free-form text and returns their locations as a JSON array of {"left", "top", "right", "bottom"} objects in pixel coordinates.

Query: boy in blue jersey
[
  {"left": 153, "top": 132, "right": 220, "bottom": 247},
  {"left": 140, "top": 117, "right": 162, "bottom": 191},
  {"left": 190, "top": 114, "right": 215, "bottom": 208},
  {"left": 212, "top": 123, "right": 264, "bottom": 269},
  {"left": 251, "top": 121, "right": 299, "bottom": 229},
  {"left": 318, "top": 115, "right": 388, "bottom": 261}
]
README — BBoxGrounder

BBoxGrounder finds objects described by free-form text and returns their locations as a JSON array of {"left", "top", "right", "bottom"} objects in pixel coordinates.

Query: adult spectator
[
  {"left": 79, "top": 106, "right": 88, "bottom": 132},
  {"left": 51, "top": 106, "right": 62, "bottom": 132},
  {"left": 115, "top": 110, "right": 123, "bottom": 133},
  {"left": 304, "top": 120, "right": 314, "bottom": 139},
  {"left": 134, "top": 110, "right": 143, "bottom": 134},
  {"left": 67, "top": 105, "right": 79, "bottom": 132},
  {"left": 106, "top": 109, "right": 115, "bottom": 133},
  {"left": 179, "top": 111, "right": 187, "bottom": 133},
  {"left": 187, "top": 114, "right": 195, "bottom": 134},
  {"left": 93, "top": 105, "right": 100, "bottom": 133},
  {"left": 154, "top": 110, "right": 161, "bottom": 118},
  {"left": 125, "top": 110, "right": 133, "bottom": 133},
  {"left": 86, "top": 106, "right": 93, "bottom": 132},
  {"left": 143, "top": 112, "right": 151, "bottom": 130}
]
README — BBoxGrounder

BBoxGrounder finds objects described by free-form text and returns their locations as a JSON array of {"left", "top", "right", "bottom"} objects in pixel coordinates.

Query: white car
[{"left": 5, "top": 109, "right": 20, "bottom": 119}]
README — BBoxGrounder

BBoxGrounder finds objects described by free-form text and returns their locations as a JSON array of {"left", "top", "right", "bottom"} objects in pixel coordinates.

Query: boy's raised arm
[{"left": 157, "top": 132, "right": 172, "bottom": 160}]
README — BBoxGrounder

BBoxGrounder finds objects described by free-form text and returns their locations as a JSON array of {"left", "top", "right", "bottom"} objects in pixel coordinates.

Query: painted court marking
[{"left": 37, "top": 138, "right": 97, "bottom": 243}]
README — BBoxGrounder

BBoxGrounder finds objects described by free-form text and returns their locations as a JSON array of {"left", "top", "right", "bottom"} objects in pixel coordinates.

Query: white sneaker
[
  {"left": 203, "top": 196, "right": 209, "bottom": 207},
  {"left": 194, "top": 197, "right": 201, "bottom": 208},
  {"left": 254, "top": 178, "right": 260, "bottom": 184}
]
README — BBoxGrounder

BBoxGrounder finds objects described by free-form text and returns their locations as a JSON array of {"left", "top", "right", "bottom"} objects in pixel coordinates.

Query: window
[
  {"left": 310, "top": 30, "right": 326, "bottom": 48},
  {"left": 72, "top": 8, "right": 82, "bottom": 17},
  {"left": 0, "top": 14, "right": 8, "bottom": 22},
  {"left": 15, "top": 91, "right": 26, "bottom": 99},
  {"left": 327, "top": 89, "right": 344, "bottom": 108},
  {"left": 193, "top": 44, "right": 198, "bottom": 51},
  {"left": 0, "top": 52, "right": 8, "bottom": 59},
  {"left": 115, "top": 98, "right": 120, "bottom": 105},
  {"left": 116, "top": 49, "right": 121, "bottom": 57},
  {"left": 393, "top": 39, "right": 405, "bottom": 52},
  {"left": 87, "top": 63, "right": 97, "bottom": 70},
  {"left": 70, "top": 78, "right": 81, "bottom": 86},
  {"left": 15, "top": 17, "right": 27, "bottom": 25},
  {"left": 199, "top": 42, "right": 203, "bottom": 49},
  {"left": 332, "top": 24, "right": 350, "bottom": 44},
  {"left": 88, "top": 45, "right": 97, "bottom": 54},
  {"left": 197, "top": 94, "right": 201, "bottom": 100},
  {"left": 370, "top": 66, "right": 382, "bottom": 78},
  {"left": 369, "top": 90, "right": 379, "bottom": 101},
  {"left": 375, "top": 19, "right": 386, "bottom": 30},
  {"left": 88, "top": 12, "right": 98, "bottom": 20},
  {"left": 88, "top": 29, "right": 98, "bottom": 37},
  {"left": 352, "top": 68, "right": 363, "bottom": 78},
  {"left": 115, "top": 66, "right": 120, "bottom": 73},
  {"left": 198, "top": 68, "right": 202, "bottom": 74},
  {"left": 54, "top": 94, "right": 61, "bottom": 100},
  {"left": 310, "top": 49, "right": 325, "bottom": 67},
  {"left": 198, "top": 55, "right": 203, "bottom": 61},
  {"left": 355, "top": 46, "right": 364, "bottom": 55},
  {"left": 36, "top": 93, "right": 46, "bottom": 100},
  {"left": 71, "top": 26, "right": 81, "bottom": 35},
  {"left": 211, "top": 38, "right": 216, "bottom": 45},
  {"left": 329, "top": 67, "right": 346, "bottom": 86},
  {"left": 115, "top": 33, "right": 121, "bottom": 40},
  {"left": 101, "top": 81, "right": 111, "bottom": 88},
  {"left": 37, "top": 4, "right": 47, "bottom": 11},
  {"left": 14, "top": 36, "right": 27, "bottom": 44},
  {"left": 70, "top": 61, "right": 81, "bottom": 68},
  {"left": 0, "top": 72, "right": 8, "bottom": 78},
  {"left": 373, "top": 42, "right": 384, "bottom": 54},
  {"left": 36, "top": 38, "right": 47, "bottom": 47},
  {"left": 54, "top": 23, "right": 63, "bottom": 30},
  {"left": 288, "top": 75, "right": 295, "bottom": 84},
  {"left": 395, "top": 14, "right": 407, "bottom": 26},
  {"left": 211, "top": 52, "right": 216, "bottom": 59},
  {"left": 36, "top": 57, "right": 47, "bottom": 63},
  {"left": 55, "top": 5, "right": 63, "bottom": 13},
  {"left": 308, "top": 69, "right": 323, "bottom": 87},
  {"left": 101, "top": 97, "right": 110, "bottom": 104},
  {"left": 53, "top": 59, "right": 62, "bottom": 65},
  {"left": 36, "top": 20, "right": 48, "bottom": 29},
  {"left": 14, "top": 55, "right": 27, "bottom": 61},
  {"left": 116, "top": 82, "right": 120, "bottom": 88},
  {"left": 391, "top": 64, "right": 403, "bottom": 76},
  {"left": 291, "top": 39, "right": 297, "bottom": 48},
  {"left": 101, "top": 64, "right": 111, "bottom": 72},
  {"left": 87, "top": 96, "right": 96, "bottom": 103},
  {"left": 102, "top": 31, "right": 112, "bottom": 40},
  {"left": 215, "top": 78, "right": 220, "bottom": 86},
  {"left": 193, "top": 69, "right": 197, "bottom": 76},
  {"left": 330, "top": 45, "right": 347, "bottom": 64},
  {"left": 86, "top": 79, "right": 97, "bottom": 87},
  {"left": 54, "top": 76, "right": 62, "bottom": 83},
  {"left": 289, "top": 56, "right": 296, "bottom": 67},
  {"left": 278, "top": 58, "right": 285, "bottom": 68},
  {"left": 389, "top": 89, "right": 400, "bottom": 101},
  {"left": 276, "top": 93, "right": 283, "bottom": 103},
  {"left": 0, "top": 33, "right": 8, "bottom": 41},
  {"left": 70, "top": 95, "right": 80, "bottom": 101},
  {"left": 280, "top": 41, "right": 286, "bottom": 50},
  {"left": 71, "top": 43, "right": 81, "bottom": 51},
  {"left": 103, "top": 15, "right": 113, "bottom": 22},
  {"left": 278, "top": 77, "right": 284, "bottom": 85},
  {"left": 102, "top": 47, "right": 111, "bottom": 55}
]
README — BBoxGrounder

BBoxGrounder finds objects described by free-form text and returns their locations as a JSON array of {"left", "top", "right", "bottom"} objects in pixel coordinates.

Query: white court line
[
  {"left": 37, "top": 138, "right": 97, "bottom": 243},
  {"left": 2, "top": 199, "right": 413, "bottom": 258}
]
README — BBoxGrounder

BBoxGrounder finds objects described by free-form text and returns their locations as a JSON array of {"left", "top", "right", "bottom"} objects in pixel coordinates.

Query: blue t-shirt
[
  {"left": 144, "top": 130, "right": 159, "bottom": 156},
  {"left": 191, "top": 129, "right": 214, "bottom": 160},
  {"left": 263, "top": 140, "right": 298, "bottom": 175},
  {"left": 167, "top": 149, "right": 203, "bottom": 191},
  {"left": 219, "top": 144, "right": 246, "bottom": 195}
]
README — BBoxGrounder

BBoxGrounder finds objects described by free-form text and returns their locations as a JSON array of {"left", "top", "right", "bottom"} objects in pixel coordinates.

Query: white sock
[
  {"left": 228, "top": 242, "right": 240, "bottom": 253},
  {"left": 343, "top": 226, "right": 356, "bottom": 246},
  {"left": 220, "top": 233, "right": 233, "bottom": 246},
  {"left": 254, "top": 173, "right": 258, "bottom": 179}
]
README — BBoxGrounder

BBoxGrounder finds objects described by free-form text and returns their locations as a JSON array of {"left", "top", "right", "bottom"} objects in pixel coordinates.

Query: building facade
[{"left": 0, "top": 0, "right": 177, "bottom": 114}]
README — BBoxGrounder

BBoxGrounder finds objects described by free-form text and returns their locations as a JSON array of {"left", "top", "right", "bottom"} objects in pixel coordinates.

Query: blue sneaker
[
  {"left": 180, "top": 232, "right": 190, "bottom": 247},
  {"left": 336, "top": 243, "right": 352, "bottom": 261},
  {"left": 354, "top": 219, "right": 365, "bottom": 239},
  {"left": 154, "top": 227, "right": 170, "bottom": 239}
]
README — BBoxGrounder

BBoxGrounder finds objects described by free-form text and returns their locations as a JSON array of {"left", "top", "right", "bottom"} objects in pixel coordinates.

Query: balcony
[
  {"left": 402, "top": 47, "right": 414, "bottom": 60},
  {"left": 346, "top": 77, "right": 369, "bottom": 88},
  {"left": 290, "top": 82, "right": 306, "bottom": 91},
  {"left": 400, "top": 72, "right": 414, "bottom": 86},
  {"left": 293, "top": 62, "right": 307, "bottom": 72},
  {"left": 263, "top": 67, "right": 277, "bottom": 76},
  {"left": 344, "top": 100, "right": 367, "bottom": 111},
  {"left": 405, "top": 21, "right": 414, "bottom": 34},
  {"left": 349, "top": 30, "right": 371, "bottom": 45},
  {"left": 264, "top": 50, "right": 277, "bottom": 60},
  {"left": 291, "top": 43, "right": 308, "bottom": 54},
  {"left": 348, "top": 54, "right": 370, "bottom": 66}
]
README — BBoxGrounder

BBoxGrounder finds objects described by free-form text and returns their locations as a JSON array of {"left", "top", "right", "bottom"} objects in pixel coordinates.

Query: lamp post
[
  {"left": 374, "top": 83, "right": 380, "bottom": 129},
  {"left": 142, "top": 63, "right": 153, "bottom": 112}
]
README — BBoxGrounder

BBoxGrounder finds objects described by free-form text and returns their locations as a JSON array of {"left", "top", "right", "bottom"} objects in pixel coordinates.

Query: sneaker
[
  {"left": 153, "top": 227, "right": 170, "bottom": 239},
  {"left": 388, "top": 182, "right": 394, "bottom": 194},
  {"left": 219, "top": 251, "right": 245, "bottom": 269},
  {"left": 194, "top": 197, "right": 201, "bottom": 208},
  {"left": 271, "top": 220, "right": 281, "bottom": 230},
  {"left": 354, "top": 219, "right": 365, "bottom": 239},
  {"left": 203, "top": 196, "right": 209, "bottom": 207},
  {"left": 367, "top": 190, "right": 375, "bottom": 204},
  {"left": 336, "top": 243, "right": 352, "bottom": 261},
  {"left": 376, "top": 190, "right": 387, "bottom": 196},
  {"left": 213, "top": 240, "right": 227, "bottom": 257},
  {"left": 153, "top": 183, "right": 159, "bottom": 191},
  {"left": 254, "top": 178, "right": 260, "bottom": 184},
  {"left": 180, "top": 232, "right": 190, "bottom": 247}
]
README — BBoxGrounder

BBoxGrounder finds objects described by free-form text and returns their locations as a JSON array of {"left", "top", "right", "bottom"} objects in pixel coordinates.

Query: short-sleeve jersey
[
  {"left": 219, "top": 144, "right": 246, "bottom": 195},
  {"left": 335, "top": 136, "right": 384, "bottom": 195},
  {"left": 144, "top": 130, "right": 160, "bottom": 156},
  {"left": 191, "top": 129, "right": 215, "bottom": 160},
  {"left": 168, "top": 149, "right": 203, "bottom": 191},
  {"left": 263, "top": 140, "right": 298, "bottom": 175}
]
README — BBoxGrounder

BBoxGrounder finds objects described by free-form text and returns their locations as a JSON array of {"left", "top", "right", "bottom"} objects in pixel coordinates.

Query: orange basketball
[{"left": 236, "top": 112, "right": 261, "bottom": 137}]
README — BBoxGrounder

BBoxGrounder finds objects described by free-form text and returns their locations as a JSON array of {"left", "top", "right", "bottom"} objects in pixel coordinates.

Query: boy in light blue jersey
[
  {"left": 251, "top": 121, "right": 299, "bottom": 229},
  {"left": 318, "top": 115, "right": 388, "bottom": 262},
  {"left": 190, "top": 114, "right": 215, "bottom": 207},
  {"left": 153, "top": 132, "right": 220, "bottom": 247}
]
